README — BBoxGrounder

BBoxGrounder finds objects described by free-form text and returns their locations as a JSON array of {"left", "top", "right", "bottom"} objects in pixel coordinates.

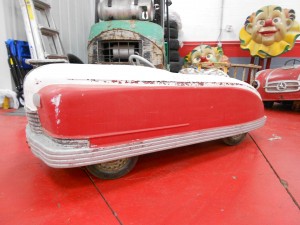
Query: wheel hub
[{"left": 95, "top": 158, "right": 129, "bottom": 172}]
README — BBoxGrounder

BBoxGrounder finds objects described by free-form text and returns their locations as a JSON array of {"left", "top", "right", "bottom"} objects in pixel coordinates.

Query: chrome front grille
[
  {"left": 265, "top": 80, "right": 300, "bottom": 93},
  {"left": 26, "top": 109, "right": 43, "bottom": 134},
  {"left": 90, "top": 40, "right": 142, "bottom": 64},
  {"left": 25, "top": 109, "right": 89, "bottom": 148}
]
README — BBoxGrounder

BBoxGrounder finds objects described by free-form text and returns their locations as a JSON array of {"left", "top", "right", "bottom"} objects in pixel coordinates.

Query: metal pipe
[
  {"left": 217, "top": 0, "right": 225, "bottom": 45},
  {"left": 166, "top": 0, "right": 171, "bottom": 64}
]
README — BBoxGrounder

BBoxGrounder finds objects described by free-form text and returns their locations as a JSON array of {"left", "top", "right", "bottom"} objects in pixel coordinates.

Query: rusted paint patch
[
  {"left": 88, "top": 29, "right": 164, "bottom": 67},
  {"left": 67, "top": 78, "right": 254, "bottom": 93},
  {"left": 51, "top": 94, "right": 62, "bottom": 125}
]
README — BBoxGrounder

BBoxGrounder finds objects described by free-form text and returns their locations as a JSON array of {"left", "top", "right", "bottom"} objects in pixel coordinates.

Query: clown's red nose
[
  {"left": 264, "top": 19, "right": 273, "bottom": 27},
  {"left": 201, "top": 56, "right": 208, "bottom": 62}
]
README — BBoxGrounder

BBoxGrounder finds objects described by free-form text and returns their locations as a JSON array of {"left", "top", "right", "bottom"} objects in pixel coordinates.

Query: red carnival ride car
[
  {"left": 252, "top": 59, "right": 300, "bottom": 108},
  {"left": 24, "top": 62, "right": 266, "bottom": 179}
]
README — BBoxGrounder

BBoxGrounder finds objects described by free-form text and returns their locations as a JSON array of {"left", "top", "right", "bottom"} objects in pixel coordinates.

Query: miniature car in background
[
  {"left": 252, "top": 59, "right": 300, "bottom": 108},
  {"left": 24, "top": 63, "right": 266, "bottom": 179}
]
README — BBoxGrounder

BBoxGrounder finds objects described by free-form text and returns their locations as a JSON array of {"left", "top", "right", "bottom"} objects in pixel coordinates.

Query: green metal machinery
[{"left": 88, "top": 0, "right": 178, "bottom": 70}]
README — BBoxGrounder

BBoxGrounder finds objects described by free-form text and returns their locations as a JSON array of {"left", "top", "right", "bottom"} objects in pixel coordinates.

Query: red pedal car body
[{"left": 24, "top": 64, "right": 266, "bottom": 179}]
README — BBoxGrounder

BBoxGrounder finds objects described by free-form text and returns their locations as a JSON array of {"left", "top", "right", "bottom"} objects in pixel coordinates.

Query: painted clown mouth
[
  {"left": 258, "top": 27, "right": 278, "bottom": 36},
  {"left": 259, "top": 30, "right": 277, "bottom": 36}
]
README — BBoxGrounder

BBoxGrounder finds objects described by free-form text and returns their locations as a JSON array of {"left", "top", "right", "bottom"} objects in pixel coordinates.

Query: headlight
[
  {"left": 252, "top": 80, "right": 260, "bottom": 89},
  {"left": 33, "top": 93, "right": 41, "bottom": 108}
]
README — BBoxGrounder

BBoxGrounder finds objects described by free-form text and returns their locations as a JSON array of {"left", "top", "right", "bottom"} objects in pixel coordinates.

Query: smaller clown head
[
  {"left": 244, "top": 5, "right": 295, "bottom": 46},
  {"left": 183, "top": 44, "right": 228, "bottom": 68},
  {"left": 190, "top": 45, "right": 218, "bottom": 64}
]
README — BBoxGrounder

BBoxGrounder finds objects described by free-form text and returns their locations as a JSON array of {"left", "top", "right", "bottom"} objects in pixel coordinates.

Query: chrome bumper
[{"left": 26, "top": 116, "right": 266, "bottom": 168}]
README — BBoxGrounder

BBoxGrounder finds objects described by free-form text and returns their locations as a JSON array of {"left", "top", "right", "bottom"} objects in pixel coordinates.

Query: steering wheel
[
  {"left": 284, "top": 59, "right": 300, "bottom": 67},
  {"left": 129, "top": 55, "right": 156, "bottom": 68}
]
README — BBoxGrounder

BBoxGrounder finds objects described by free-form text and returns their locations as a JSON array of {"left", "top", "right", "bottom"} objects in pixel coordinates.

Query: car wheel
[
  {"left": 292, "top": 101, "right": 300, "bottom": 110},
  {"left": 223, "top": 133, "right": 247, "bottom": 146},
  {"left": 86, "top": 157, "right": 138, "bottom": 179},
  {"left": 263, "top": 101, "right": 274, "bottom": 108}
]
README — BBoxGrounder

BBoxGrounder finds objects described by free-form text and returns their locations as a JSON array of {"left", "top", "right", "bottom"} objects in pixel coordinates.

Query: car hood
[{"left": 264, "top": 67, "right": 300, "bottom": 82}]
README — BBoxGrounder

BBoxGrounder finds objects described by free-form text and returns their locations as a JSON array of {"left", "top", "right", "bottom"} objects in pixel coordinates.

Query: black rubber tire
[
  {"left": 67, "top": 53, "right": 84, "bottom": 64},
  {"left": 169, "top": 50, "right": 180, "bottom": 62},
  {"left": 164, "top": 27, "right": 178, "bottom": 39},
  {"left": 165, "top": 20, "right": 178, "bottom": 29},
  {"left": 86, "top": 157, "right": 138, "bottom": 180},
  {"left": 263, "top": 101, "right": 274, "bottom": 109},
  {"left": 170, "top": 62, "right": 182, "bottom": 73},
  {"left": 292, "top": 101, "right": 300, "bottom": 110},
  {"left": 168, "top": 39, "right": 180, "bottom": 50},
  {"left": 223, "top": 133, "right": 247, "bottom": 146}
]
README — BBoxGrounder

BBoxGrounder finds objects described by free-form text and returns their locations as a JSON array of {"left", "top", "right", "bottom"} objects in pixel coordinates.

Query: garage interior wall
[
  {"left": 0, "top": 0, "right": 300, "bottom": 90},
  {"left": 171, "top": 0, "right": 300, "bottom": 42},
  {"left": 0, "top": 0, "right": 95, "bottom": 90}
]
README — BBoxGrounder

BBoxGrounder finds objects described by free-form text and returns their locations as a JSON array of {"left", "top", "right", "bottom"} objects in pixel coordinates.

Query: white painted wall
[
  {"left": 0, "top": 0, "right": 26, "bottom": 90},
  {"left": 170, "top": 0, "right": 300, "bottom": 42},
  {"left": 45, "top": 0, "right": 95, "bottom": 61},
  {"left": 0, "top": 2, "right": 12, "bottom": 90},
  {"left": 0, "top": 0, "right": 95, "bottom": 90},
  {"left": 1, "top": 0, "right": 300, "bottom": 90}
]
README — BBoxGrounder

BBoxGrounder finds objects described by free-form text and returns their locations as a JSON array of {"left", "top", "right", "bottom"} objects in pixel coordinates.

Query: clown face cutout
[
  {"left": 190, "top": 45, "right": 218, "bottom": 64},
  {"left": 240, "top": 5, "right": 300, "bottom": 58},
  {"left": 183, "top": 44, "right": 229, "bottom": 68},
  {"left": 246, "top": 6, "right": 293, "bottom": 46}
]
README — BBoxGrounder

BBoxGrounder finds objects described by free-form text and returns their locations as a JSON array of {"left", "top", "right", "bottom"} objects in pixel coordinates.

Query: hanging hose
[{"left": 217, "top": 0, "right": 225, "bottom": 46}]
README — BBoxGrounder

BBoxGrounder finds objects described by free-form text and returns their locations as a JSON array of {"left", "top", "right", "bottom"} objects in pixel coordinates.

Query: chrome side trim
[{"left": 26, "top": 116, "right": 266, "bottom": 168}]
